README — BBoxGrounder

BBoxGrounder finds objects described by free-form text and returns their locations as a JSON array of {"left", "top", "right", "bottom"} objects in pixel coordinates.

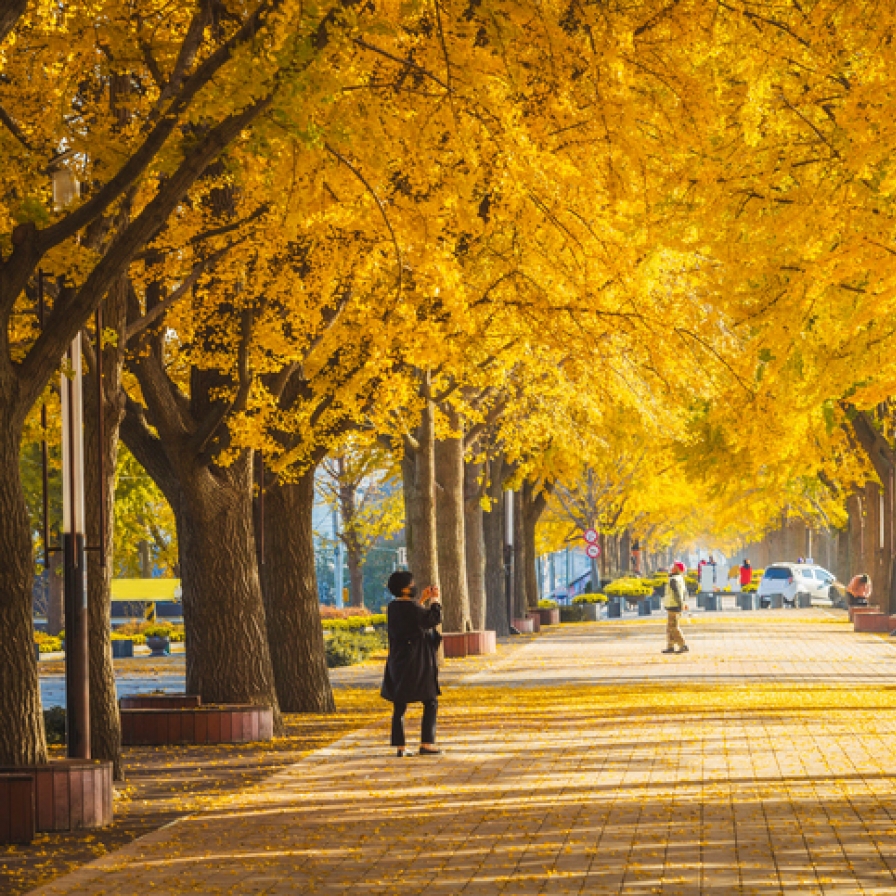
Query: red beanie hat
[{"left": 672, "top": 561, "right": 686, "bottom": 574}]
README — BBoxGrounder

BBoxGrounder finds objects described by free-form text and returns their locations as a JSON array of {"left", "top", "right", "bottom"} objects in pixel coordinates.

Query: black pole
[
  {"left": 95, "top": 306, "right": 106, "bottom": 569},
  {"left": 37, "top": 272, "right": 50, "bottom": 571},
  {"left": 63, "top": 342, "right": 90, "bottom": 759}
]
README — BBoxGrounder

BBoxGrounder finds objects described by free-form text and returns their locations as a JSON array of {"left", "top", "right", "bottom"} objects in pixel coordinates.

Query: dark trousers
[{"left": 391, "top": 699, "right": 438, "bottom": 747}]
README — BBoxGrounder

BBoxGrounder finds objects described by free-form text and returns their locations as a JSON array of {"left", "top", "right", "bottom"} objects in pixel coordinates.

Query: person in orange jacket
[{"left": 846, "top": 574, "right": 872, "bottom": 607}]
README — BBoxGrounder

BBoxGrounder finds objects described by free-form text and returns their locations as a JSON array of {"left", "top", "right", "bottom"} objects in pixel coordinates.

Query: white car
[{"left": 757, "top": 563, "right": 837, "bottom": 608}]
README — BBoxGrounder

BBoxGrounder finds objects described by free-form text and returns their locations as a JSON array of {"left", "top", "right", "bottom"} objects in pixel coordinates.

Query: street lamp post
[{"left": 61, "top": 333, "right": 90, "bottom": 758}]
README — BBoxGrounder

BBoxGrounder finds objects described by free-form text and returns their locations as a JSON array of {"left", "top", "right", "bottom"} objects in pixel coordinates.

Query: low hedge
[
  {"left": 322, "top": 614, "right": 386, "bottom": 632},
  {"left": 325, "top": 631, "right": 387, "bottom": 667},
  {"left": 572, "top": 593, "right": 607, "bottom": 604},
  {"left": 604, "top": 577, "right": 653, "bottom": 599},
  {"left": 34, "top": 633, "right": 62, "bottom": 653}
]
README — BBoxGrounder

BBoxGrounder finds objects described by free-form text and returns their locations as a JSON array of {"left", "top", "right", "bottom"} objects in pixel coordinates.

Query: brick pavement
[{"left": 30, "top": 610, "right": 896, "bottom": 895}]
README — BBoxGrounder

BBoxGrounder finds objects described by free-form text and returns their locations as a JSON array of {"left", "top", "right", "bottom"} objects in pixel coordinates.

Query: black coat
[{"left": 380, "top": 599, "right": 442, "bottom": 704}]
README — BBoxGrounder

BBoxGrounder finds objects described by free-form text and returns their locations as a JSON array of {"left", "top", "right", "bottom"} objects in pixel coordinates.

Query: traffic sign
[
  {"left": 583, "top": 528, "right": 598, "bottom": 544},
  {"left": 586, "top": 543, "right": 601, "bottom": 560}
]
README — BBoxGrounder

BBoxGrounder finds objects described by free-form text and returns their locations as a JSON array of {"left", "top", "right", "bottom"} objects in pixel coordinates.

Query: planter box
[
  {"left": 637, "top": 600, "right": 652, "bottom": 617},
  {"left": 111, "top": 639, "right": 134, "bottom": 659},
  {"left": 442, "top": 632, "right": 467, "bottom": 658},
  {"left": 0, "top": 774, "right": 35, "bottom": 843},
  {"left": 527, "top": 612, "right": 541, "bottom": 633},
  {"left": 560, "top": 605, "right": 585, "bottom": 623},
  {"left": 537, "top": 608, "right": 560, "bottom": 626},
  {"left": 578, "top": 602, "right": 601, "bottom": 621},
  {"left": 770, "top": 594, "right": 784, "bottom": 609},
  {"left": 607, "top": 600, "right": 622, "bottom": 619},
  {"left": 465, "top": 631, "right": 496, "bottom": 655},
  {"left": 0, "top": 760, "right": 113, "bottom": 833},
  {"left": 797, "top": 593, "right": 812, "bottom": 609},
  {"left": 696, "top": 593, "right": 706, "bottom": 609},
  {"left": 704, "top": 595, "right": 719, "bottom": 612},
  {"left": 512, "top": 617, "right": 534, "bottom": 633},
  {"left": 145, "top": 635, "right": 170, "bottom": 657},
  {"left": 119, "top": 694, "right": 201, "bottom": 710},
  {"left": 121, "top": 705, "right": 274, "bottom": 746},
  {"left": 849, "top": 605, "right": 880, "bottom": 622},
  {"left": 854, "top": 612, "right": 892, "bottom": 633},
  {"left": 737, "top": 593, "right": 755, "bottom": 611}
]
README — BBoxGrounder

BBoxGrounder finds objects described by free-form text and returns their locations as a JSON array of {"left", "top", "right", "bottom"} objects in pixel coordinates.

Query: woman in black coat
[{"left": 381, "top": 570, "right": 442, "bottom": 757}]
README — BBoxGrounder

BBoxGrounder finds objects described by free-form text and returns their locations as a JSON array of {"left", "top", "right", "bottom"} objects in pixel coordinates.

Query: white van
[{"left": 757, "top": 563, "right": 836, "bottom": 608}]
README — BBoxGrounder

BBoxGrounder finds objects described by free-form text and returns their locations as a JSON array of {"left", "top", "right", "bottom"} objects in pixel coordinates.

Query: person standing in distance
[
  {"left": 381, "top": 571, "right": 442, "bottom": 757},
  {"left": 662, "top": 562, "right": 689, "bottom": 655},
  {"left": 739, "top": 560, "right": 753, "bottom": 591}
]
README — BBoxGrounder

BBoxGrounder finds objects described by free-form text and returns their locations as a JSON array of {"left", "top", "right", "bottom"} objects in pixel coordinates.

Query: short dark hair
[
  {"left": 859, "top": 574, "right": 869, "bottom": 584},
  {"left": 387, "top": 571, "right": 414, "bottom": 596}
]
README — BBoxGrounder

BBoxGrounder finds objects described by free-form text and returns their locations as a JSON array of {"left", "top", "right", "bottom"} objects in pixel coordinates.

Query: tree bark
[
  {"left": 435, "top": 424, "right": 471, "bottom": 633},
  {"left": 482, "top": 455, "right": 508, "bottom": 636},
  {"left": 0, "top": 413, "right": 47, "bottom": 765},
  {"left": 513, "top": 490, "right": 527, "bottom": 619},
  {"left": 521, "top": 480, "right": 548, "bottom": 610},
  {"left": 347, "top": 547, "right": 365, "bottom": 608},
  {"left": 82, "top": 286, "right": 127, "bottom": 779},
  {"left": 261, "top": 470, "right": 334, "bottom": 713},
  {"left": 464, "top": 458, "right": 486, "bottom": 631},
  {"left": 401, "top": 389, "right": 439, "bottom": 590}
]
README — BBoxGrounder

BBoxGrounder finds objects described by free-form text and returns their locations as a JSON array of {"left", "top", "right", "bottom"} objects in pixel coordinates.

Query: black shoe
[
  {"left": 419, "top": 747, "right": 442, "bottom": 755},
  {"left": 662, "top": 648, "right": 676, "bottom": 654},
  {"left": 677, "top": 646, "right": 689, "bottom": 653},
  {"left": 396, "top": 748, "right": 406, "bottom": 757}
]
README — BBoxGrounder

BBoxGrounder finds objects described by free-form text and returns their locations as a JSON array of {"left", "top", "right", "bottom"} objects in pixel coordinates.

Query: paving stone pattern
[{"left": 30, "top": 611, "right": 896, "bottom": 895}]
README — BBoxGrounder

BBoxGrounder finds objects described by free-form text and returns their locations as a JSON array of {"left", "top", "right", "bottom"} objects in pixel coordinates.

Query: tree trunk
[
  {"left": 0, "top": 415, "right": 47, "bottom": 765},
  {"left": 521, "top": 481, "right": 548, "bottom": 611},
  {"left": 47, "top": 553, "right": 64, "bottom": 635},
  {"left": 175, "top": 456, "right": 282, "bottom": 730},
  {"left": 435, "top": 426, "right": 471, "bottom": 633},
  {"left": 82, "top": 283, "right": 128, "bottom": 778},
  {"left": 464, "top": 458, "right": 486, "bottom": 631},
  {"left": 482, "top": 456, "right": 508, "bottom": 636},
  {"left": 347, "top": 546, "right": 365, "bottom": 608},
  {"left": 513, "top": 490, "right": 527, "bottom": 619},
  {"left": 261, "top": 470, "right": 334, "bottom": 713},
  {"left": 401, "top": 393, "right": 439, "bottom": 590}
]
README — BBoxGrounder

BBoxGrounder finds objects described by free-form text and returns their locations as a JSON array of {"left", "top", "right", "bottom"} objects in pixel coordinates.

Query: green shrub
[
  {"left": 325, "top": 631, "right": 387, "bottom": 667},
  {"left": 537, "top": 599, "right": 558, "bottom": 609},
  {"left": 322, "top": 614, "right": 386, "bottom": 632},
  {"left": 604, "top": 577, "right": 652, "bottom": 599},
  {"left": 572, "top": 593, "right": 607, "bottom": 604},
  {"left": 685, "top": 576, "right": 699, "bottom": 594},
  {"left": 35, "top": 635, "right": 62, "bottom": 653},
  {"left": 44, "top": 706, "right": 66, "bottom": 745}
]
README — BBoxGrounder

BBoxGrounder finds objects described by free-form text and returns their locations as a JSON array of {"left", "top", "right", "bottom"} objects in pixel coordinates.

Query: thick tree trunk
[
  {"left": 261, "top": 470, "right": 334, "bottom": 713},
  {"left": 513, "top": 490, "right": 527, "bottom": 619},
  {"left": 464, "top": 458, "right": 486, "bottom": 631},
  {"left": 482, "top": 456, "right": 508, "bottom": 636},
  {"left": 83, "top": 285, "right": 127, "bottom": 778},
  {"left": 0, "top": 417, "right": 47, "bottom": 765},
  {"left": 401, "top": 394, "right": 439, "bottom": 590},
  {"left": 521, "top": 481, "right": 547, "bottom": 611},
  {"left": 175, "top": 457, "right": 282, "bottom": 730},
  {"left": 435, "top": 428, "right": 471, "bottom": 633}
]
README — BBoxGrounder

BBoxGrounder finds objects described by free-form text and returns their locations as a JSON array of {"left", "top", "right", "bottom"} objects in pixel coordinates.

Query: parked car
[{"left": 757, "top": 563, "right": 837, "bottom": 608}]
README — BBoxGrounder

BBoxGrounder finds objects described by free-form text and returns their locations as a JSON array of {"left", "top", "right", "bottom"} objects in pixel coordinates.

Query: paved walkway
[{"left": 31, "top": 610, "right": 896, "bottom": 895}]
